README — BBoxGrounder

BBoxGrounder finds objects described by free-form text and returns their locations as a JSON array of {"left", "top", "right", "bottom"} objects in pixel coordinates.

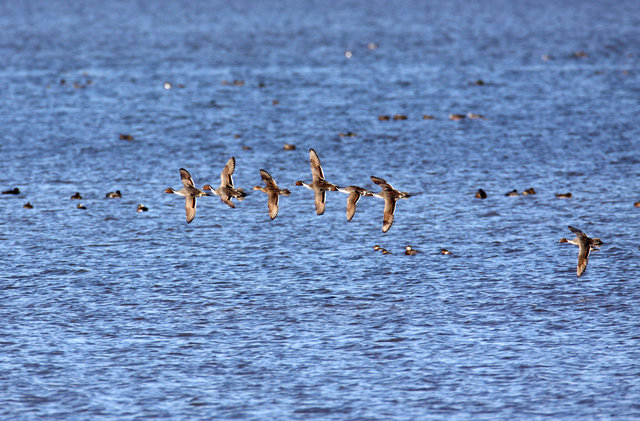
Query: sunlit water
[{"left": 2, "top": 0, "right": 640, "bottom": 419}]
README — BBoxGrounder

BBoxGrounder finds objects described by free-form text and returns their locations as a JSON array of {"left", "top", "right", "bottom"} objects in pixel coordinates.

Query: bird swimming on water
[
  {"left": 253, "top": 169, "right": 290, "bottom": 220},
  {"left": 370, "top": 176, "right": 410, "bottom": 233},
  {"left": 202, "top": 157, "right": 247, "bottom": 208},
  {"left": 295, "top": 148, "right": 339, "bottom": 215},
  {"left": 105, "top": 190, "right": 122, "bottom": 198},
  {"left": 559, "top": 225, "right": 603, "bottom": 277},
  {"left": 164, "top": 168, "right": 212, "bottom": 223}
]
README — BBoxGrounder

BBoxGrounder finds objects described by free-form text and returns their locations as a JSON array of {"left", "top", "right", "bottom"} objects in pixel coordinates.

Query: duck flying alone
[
  {"left": 295, "top": 148, "right": 338, "bottom": 215},
  {"left": 371, "top": 176, "right": 410, "bottom": 233},
  {"left": 164, "top": 168, "right": 212, "bottom": 223},
  {"left": 202, "top": 157, "right": 247, "bottom": 208},
  {"left": 253, "top": 169, "right": 290, "bottom": 220},
  {"left": 337, "top": 186, "right": 372, "bottom": 221},
  {"left": 559, "top": 225, "right": 603, "bottom": 277}
]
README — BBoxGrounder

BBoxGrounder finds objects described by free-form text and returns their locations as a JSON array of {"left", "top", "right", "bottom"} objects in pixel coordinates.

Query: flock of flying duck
[
  {"left": 1, "top": 147, "right": 603, "bottom": 278},
  {"left": 164, "top": 148, "right": 409, "bottom": 233},
  {"left": 163, "top": 148, "right": 603, "bottom": 278}
]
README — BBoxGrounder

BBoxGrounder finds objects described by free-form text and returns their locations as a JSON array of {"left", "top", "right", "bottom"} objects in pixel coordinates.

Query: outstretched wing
[
  {"left": 576, "top": 242, "right": 591, "bottom": 277},
  {"left": 220, "top": 157, "right": 236, "bottom": 188},
  {"left": 260, "top": 169, "right": 278, "bottom": 189},
  {"left": 180, "top": 168, "right": 195, "bottom": 188},
  {"left": 346, "top": 191, "right": 361, "bottom": 221},
  {"left": 382, "top": 198, "right": 397, "bottom": 233},
  {"left": 185, "top": 196, "right": 196, "bottom": 223},
  {"left": 568, "top": 226, "right": 585, "bottom": 236},
  {"left": 371, "top": 176, "right": 393, "bottom": 191},
  {"left": 314, "top": 189, "right": 326, "bottom": 215},
  {"left": 268, "top": 192, "right": 280, "bottom": 220},
  {"left": 309, "top": 149, "right": 325, "bottom": 181}
]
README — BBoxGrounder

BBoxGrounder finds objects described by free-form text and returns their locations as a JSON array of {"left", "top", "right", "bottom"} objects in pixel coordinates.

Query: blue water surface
[{"left": 1, "top": 0, "right": 640, "bottom": 419}]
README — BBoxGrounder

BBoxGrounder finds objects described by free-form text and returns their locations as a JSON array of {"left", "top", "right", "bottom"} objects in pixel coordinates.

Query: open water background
[{"left": 1, "top": 0, "right": 640, "bottom": 419}]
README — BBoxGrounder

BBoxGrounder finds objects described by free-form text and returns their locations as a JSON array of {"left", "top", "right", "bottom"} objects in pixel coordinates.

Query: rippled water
[{"left": 2, "top": 0, "right": 640, "bottom": 419}]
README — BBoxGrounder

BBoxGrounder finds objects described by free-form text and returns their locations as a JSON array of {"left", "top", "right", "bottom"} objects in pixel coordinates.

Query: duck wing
[
  {"left": 314, "top": 189, "right": 326, "bottom": 215},
  {"left": 220, "top": 157, "right": 236, "bottom": 188},
  {"left": 185, "top": 195, "right": 196, "bottom": 223},
  {"left": 568, "top": 226, "right": 585, "bottom": 237},
  {"left": 371, "top": 176, "right": 394, "bottom": 191},
  {"left": 309, "top": 149, "right": 325, "bottom": 181},
  {"left": 260, "top": 169, "right": 278, "bottom": 189},
  {"left": 268, "top": 192, "right": 280, "bottom": 220},
  {"left": 346, "top": 191, "right": 362, "bottom": 221},
  {"left": 576, "top": 239, "right": 591, "bottom": 277},
  {"left": 180, "top": 168, "right": 195, "bottom": 188},
  {"left": 382, "top": 197, "right": 397, "bottom": 233}
]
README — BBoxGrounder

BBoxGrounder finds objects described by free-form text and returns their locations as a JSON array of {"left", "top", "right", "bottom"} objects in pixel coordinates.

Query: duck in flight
[
  {"left": 164, "top": 168, "right": 212, "bottom": 223},
  {"left": 559, "top": 225, "right": 603, "bottom": 277},
  {"left": 337, "top": 186, "right": 372, "bottom": 221},
  {"left": 370, "top": 176, "right": 410, "bottom": 233},
  {"left": 295, "top": 149, "right": 338, "bottom": 215},
  {"left": 202, "top": 157, "right": 247, "bottom": 208},
  {"left": 253, "top": 169, "right": 290, "bottom": 220}
]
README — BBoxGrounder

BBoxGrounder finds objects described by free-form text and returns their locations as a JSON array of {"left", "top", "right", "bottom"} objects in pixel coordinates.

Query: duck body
[
  {"left": 2, "top": 187, "right": 20, "bottom": 195},
  {"left": 505, "top": 189, "right": 518, "bottom": 197},
  {"left": 559, "top": 225, "right": 603, "bottom": 277},
  {"left": 202, "top": 157, "right": 246, "bottom": 208},
  {"left": 337, "top": 186, "right": 372, "bottom": 221},
  {"left": 295, "top": 149, "right": 338, "bottom": 215},
  {"left": 405, "top": 246, "right": 418, "bottom": 255},
  {"left": 106, "top": 190, "right": 122, "bottom": 198},
  {"left": 253, "top": 169, "right": 290, "bottom": 220},
  {"left": 475, "top": 188, "right": 487, "bottom": 199},
  {"left": 371, "top": 176, "right": 410, "bottom": 233},
  {"left": 70, "top": 192, "right": 83, "bottom": 200},
  {"left": 165, "top": 168, "right": 212, "bottom": 223}
]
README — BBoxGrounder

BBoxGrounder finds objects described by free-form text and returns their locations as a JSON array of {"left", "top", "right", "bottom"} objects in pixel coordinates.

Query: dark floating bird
[
  {"left": 449, "top": 114, "right": 466, "bottom": 121},
  {"left": 475, "top": 189, "right": 487, "bottom": 199},
  {"left": 283, "top": 143, "right": 296, "bottom": 151},
  {"left": 522, "top": 188, "right": 536, "bottom": 195},
  {"left": 337, "top": 186, "right": 372, "bottom": 221},
  {"left": 440, "top": 248, "right": 452, "bottom": 255},
  {"left": 119, "top": 134, "right": 134, "bottom": 141},
  {"left": 165, "top": 168, "right": 212, "bottom": 223},
  {"left": 23, "top": 202, "right": 33, "bottom": 209},
  {"left": 105, "top": 190, "right": 122, "bottom": 198},
  {"left": 422, "top": 114, "right": 436, "bottom": 120},
  {"left": 381, "top": 248, "right": 392, "bottom": 254},
  {"left": 77, "top": 203, "right": 87, "bottom": 210},
  {"left": 633, "top": 201, "right": 640, "bottom": 208},
  {"left": 373, "top": 245, "right": 382, "bottom": 251},
  {"left": 505, "top": 189, "right": 519, "bottom": 197},
  {"left": 2, "top": 187, "right": 20, "bottom": 195},
  {"left": 405, "top": 245, "right": 418, "bottom": 255},
  {"left": 556, "top": 192, "right": 572, "bottom": 199},
  {"left": 371, "top": 176, "right": 410, "bottom": 233},
  {"left": 559, "top": 225, "right": 603, "bottom": 277},
  {"left": 137, "top": 204, "right": 148, "bottom": 212},
  {"left": 467, "top": 112, "right": 486, "bottom": 120},
  {"left": 253, "top": 169, "right": 290, "bottom": 220},
  {"left": 203, "top": 157, "right": 247, "bottom": 208},
  {"left": 70, "top": 192, "right": 83, "bottom": 200},
  {"left": 295, "top": 149, "right": 339, "bottom": 215}
]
